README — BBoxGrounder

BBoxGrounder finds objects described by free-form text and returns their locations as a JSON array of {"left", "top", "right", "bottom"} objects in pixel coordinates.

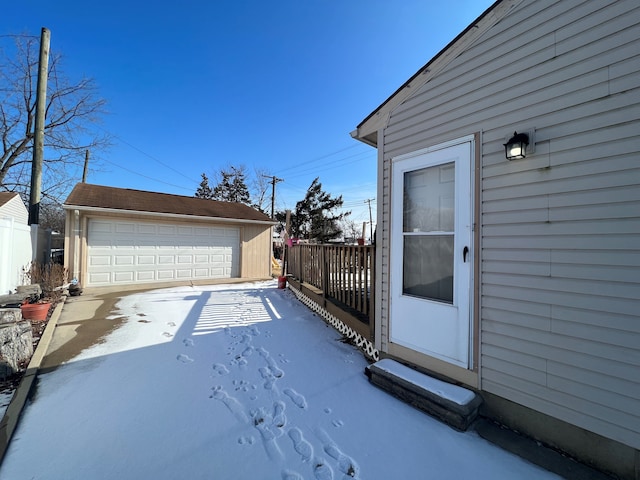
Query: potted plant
[{"left": 20, "top": 300, "right": 51, "bottom": 322}]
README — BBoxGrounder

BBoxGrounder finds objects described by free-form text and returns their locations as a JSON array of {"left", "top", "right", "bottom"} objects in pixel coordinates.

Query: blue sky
[{"left": 4, "top": 0, "right": 491, "bottom": 225}]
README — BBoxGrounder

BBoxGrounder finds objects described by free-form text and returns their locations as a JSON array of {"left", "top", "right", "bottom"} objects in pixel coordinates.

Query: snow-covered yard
[{"left": 0, "top": 281, "right": 559, "bottom": 479}]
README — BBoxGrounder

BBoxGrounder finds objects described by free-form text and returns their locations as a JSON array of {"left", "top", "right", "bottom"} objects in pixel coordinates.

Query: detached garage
[{"left": 63, "top": 183, "right": 275, "bottom": 287}]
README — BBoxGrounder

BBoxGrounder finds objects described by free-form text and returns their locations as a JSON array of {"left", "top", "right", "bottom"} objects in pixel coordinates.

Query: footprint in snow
[
  {"left": 183, "top": 338, "right": 194, "bottom": 347},
  {"left": 167, "top": 321, "right": 176, "bottom": 327},
  {"left": 318, "top": 429, "right": 359, "bottom": 478},
  {"left": 162, "top": 332, "right": 173, "bottom": 338},
  {"left": 258, "top": 348, "right": 284, "bottom": 378},
  {"left": 233, "top": 380, "right": 251, "bottom": 392},
  {"left": 324, "top": 444, "right": 359, "bottom": 478},
  {"left": 288, "top": 427, "right": 313, "bottom": 462},
  {"left": 282, "top": 470, "right": 304, "bottom": 480},
  {"left": 284, "top": 388, "right": 307, "bottom": 409},
  {"left": 251, "top": 407, "right": 284, "bottom": 461},
  {"left": 279, "top": 353, "right": 290, "bottom": 364},
  {"left": 313, "top": 458, "right": 334, "bottom": 480},
  {"left": 259, "top": 367, "right": 277, "bottom": 390},
  {"left": 212, "top": 363, "right": 229, "bottom": 376},
  {"left": 249, "top": 325, "right": 260, "bottom": 336},
  {"left": 177, "top": 354, "right": 193, "bottom": 363},
  {"left": 238, "top": 436, "right": 255, "bottom": 445},
  {"left": 211, "top": 386, "right": 249, "bottom": 423}
]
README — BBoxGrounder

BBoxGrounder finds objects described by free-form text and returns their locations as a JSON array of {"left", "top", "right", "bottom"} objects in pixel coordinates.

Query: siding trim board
[{"left": 354, "top": 0, "right": 640, "bottom": 474}]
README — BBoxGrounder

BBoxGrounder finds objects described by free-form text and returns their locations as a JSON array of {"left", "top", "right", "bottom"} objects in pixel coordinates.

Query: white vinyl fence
[{"left": 0, "top": 218, "right": 32, "bottom": 294}]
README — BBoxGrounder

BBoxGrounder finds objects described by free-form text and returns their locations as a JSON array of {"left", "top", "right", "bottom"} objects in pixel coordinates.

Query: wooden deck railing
[{"left": 286, "top": 244, "right": 375, "bottom": 339}]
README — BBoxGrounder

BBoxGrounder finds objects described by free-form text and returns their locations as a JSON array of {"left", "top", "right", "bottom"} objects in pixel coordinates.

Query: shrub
[{"left": 26, "top": 263, "right": 69, "bottom": 302}]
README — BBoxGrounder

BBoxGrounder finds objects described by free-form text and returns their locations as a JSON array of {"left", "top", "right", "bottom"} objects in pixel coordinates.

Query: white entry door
[{"left": 390, "top": 140, "right": 472, "bottom": 368}]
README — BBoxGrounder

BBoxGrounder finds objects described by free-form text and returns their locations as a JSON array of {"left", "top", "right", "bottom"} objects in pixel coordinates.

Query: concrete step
[{"left": 366, "top": 358, "right": 481, "bottom": 431}]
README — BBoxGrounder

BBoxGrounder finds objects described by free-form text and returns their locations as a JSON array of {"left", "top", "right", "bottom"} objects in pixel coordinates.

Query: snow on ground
[
  {"left": 0, "top": 281, "right": 559, "bottom": 480},
  {"left": 0, "top": 390, "right": 12, "bottom": 420}
]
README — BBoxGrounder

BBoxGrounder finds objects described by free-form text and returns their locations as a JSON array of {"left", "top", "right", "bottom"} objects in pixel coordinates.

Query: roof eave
[{"left": 62, "top": 204, "right": 277, "bottom": 226}]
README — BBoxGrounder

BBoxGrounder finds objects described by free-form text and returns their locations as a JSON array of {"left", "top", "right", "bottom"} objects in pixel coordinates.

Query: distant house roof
[
  {"left": 0, "top": 191, "right": 20, "bottom": 208},
  {"left": 64, "top": 183, "right": 274, "bottom": 224}
]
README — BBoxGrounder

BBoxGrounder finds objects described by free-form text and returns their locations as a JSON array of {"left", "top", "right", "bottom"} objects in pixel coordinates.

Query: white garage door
[{"left": 86, "top": 219, "right": 240, "bottom": 286}]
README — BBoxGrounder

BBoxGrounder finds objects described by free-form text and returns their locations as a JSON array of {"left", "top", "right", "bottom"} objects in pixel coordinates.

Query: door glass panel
[
  {"left": 402, "top": 161, "right": 455, "bottom": 303},
  {"left": 403, "top": 163, "right": 455, "bottom": 232},
  {"left": 403, "top": 235, "right": 454, "bottom": 303}
]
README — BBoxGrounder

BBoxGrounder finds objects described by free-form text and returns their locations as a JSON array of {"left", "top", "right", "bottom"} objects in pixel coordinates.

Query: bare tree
[
  {"left": 0, "top": 34, "right": 109, "bottom": 203},
  {"left": 251, "top": 167, "right": 273, "bottom": 214},
  {"left": 340, "top": 218, "right": 362, "bottom": 243}
]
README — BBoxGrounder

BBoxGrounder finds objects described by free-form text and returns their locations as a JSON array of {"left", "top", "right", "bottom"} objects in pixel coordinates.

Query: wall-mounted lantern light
[{"left": 504, "top": 131, "right": 529, "bottom": 160}]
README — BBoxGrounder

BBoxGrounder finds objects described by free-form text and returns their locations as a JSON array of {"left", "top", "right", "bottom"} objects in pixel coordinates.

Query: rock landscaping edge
[{"left": 0, "top": 297, "right": 66, "bottom": 465}]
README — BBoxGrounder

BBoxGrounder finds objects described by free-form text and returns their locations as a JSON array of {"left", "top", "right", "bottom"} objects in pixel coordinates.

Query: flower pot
[{"left": 20, "top": 302, "right": 51, "bottom": 322}]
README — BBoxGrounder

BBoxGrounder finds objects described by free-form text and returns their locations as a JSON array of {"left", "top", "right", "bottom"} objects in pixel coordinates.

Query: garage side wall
[
  {"left": 378, "top": 0, "right": 640, "bottom": 465},
  {"left": 241, "top": 225, "right": 272, "bottom": 279}
]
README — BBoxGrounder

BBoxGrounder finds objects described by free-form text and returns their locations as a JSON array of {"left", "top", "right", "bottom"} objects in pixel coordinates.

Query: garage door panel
[
  {"left": 89, "top": 272, "right": 111, "bottom": 284},
  {"left": 114, "top": 271, "right": 135, "bottom": 283},
  {"left": 115, "top": 223, "right": 135, "bottom": 234},
  {"left": 89, "top": 239, "right": 112, "bottom": 248},
  {"left": 113, "top": 239, "right": 135, "bottom": 249},
  {"left": 158, "top": 225, "right": 176, "bottom": 235},
  {"left": 157, "top": 270, "right": 175, "bottom": 280},
  {"left": 89, "top": 255, "right": 111, "bottom": 266},
  {"left": 194, "top": 268, "right": 209, "bottom": 277},
  {"left": 177, "top": 255, "right": 193, "bottom": 264},
  {"left": 114, "top": 255, "right": 134, "bottom": 265},
  {"left": 90, "top": 221, "right": 112, "bottom": 234},
  {"left": 138, "top": 224, "right": 156, "bottom": 235},
  {"left": 136, "top": 271, "right": 155, "bottom": 281},
  {"left": 87, "top": 219, "right": 239, "bottom": 286},
  {"left": 176, "top": 269, "right": 193, "bottom": 278},
  {"left": 158, "top": 255, "right": 175, "bottom": 265},
  {"left": 137, "top": 255, "right": 156, "bottom": 265}
]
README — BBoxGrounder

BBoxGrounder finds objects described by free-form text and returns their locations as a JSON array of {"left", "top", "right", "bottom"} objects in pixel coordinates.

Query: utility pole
[
  {"left": 82, "top": 149, "right": 89, "bottom": 182},
  {"left": 28, "top": 27, "right": 50, "bottom": 263},
  {"left": 29, "top": 27, "right": 50, "bottom": 227},
  {"left": 263, "top": 175, "right": 283, "bottom": 219},
  {"left": 365, "top": 198, "right": 374, "bottom": 243}
]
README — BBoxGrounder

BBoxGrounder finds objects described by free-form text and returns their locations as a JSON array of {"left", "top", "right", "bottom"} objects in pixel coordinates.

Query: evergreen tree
[
  {"left": 276, "top": 177, "right": 349, "bottom": 243},
  {"left": 195, "top": 173, "right": 213, "bottom": 199},
  {"left": 211, "top": 166, "right": 252, "bottom": 205}
]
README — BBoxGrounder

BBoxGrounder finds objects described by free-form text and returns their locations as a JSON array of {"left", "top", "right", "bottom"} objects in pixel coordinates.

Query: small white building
[{"left": 0, "top": 192, "right": 31, "bottom": 294}]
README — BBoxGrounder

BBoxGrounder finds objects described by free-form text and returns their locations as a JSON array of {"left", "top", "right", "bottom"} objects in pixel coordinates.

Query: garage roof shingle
[{"left": 64, "top": 183, "right": 274, "bottom": 223}]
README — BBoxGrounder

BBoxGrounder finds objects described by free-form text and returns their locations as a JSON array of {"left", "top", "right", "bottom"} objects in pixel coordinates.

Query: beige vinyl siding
[
  {"left": 379, "top": 0, "right": 640, "bottom": 449},
  {"left": 240, "top": 224, "right": 272, "bottom": 279}
]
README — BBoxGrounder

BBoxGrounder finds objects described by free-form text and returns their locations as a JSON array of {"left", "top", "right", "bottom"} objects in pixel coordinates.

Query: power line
[
  {"left": 101, "top": 159, "right": 194, "bottom": 192},
  {"left": 103, "top": 129, "right": 196, "bottom": 183},
  {"left": 275, "top": 144, "right": 364, "bottom": 174},
  {"left": 280, "top": 150, "right": 374, "bottom": 179}
]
